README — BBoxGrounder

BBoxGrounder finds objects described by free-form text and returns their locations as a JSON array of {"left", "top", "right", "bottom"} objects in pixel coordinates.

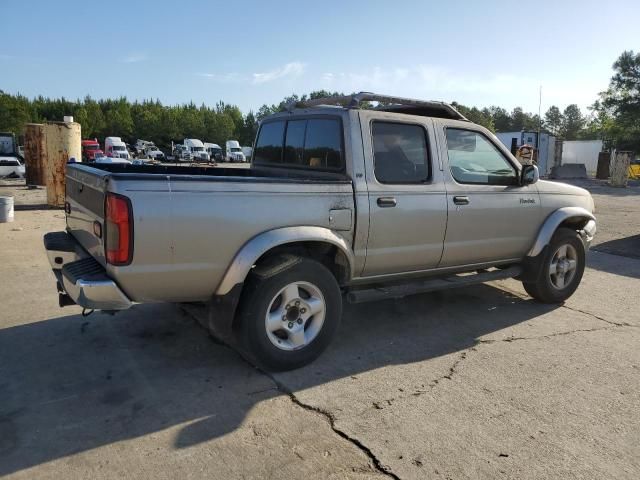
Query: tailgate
[{"left": 65, "top": 165, "right": 110, "bottom": 265}]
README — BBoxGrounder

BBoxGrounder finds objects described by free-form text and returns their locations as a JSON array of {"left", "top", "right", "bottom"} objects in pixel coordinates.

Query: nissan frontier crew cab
[{"left": 44, "top": 92, "right": 596, "bottom": 371}]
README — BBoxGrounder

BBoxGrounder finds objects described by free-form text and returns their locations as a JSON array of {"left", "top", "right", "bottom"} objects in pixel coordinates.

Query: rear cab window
[
  {"left": 372, "top": 121, "right": 431, "bottom": 184},
  {"left": 254, "top": 117, "right": 344, "bottom": 172}
]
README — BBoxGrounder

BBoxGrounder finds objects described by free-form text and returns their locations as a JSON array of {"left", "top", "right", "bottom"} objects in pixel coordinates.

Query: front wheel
[
  {"left": 523, "top": 227, "right": 586, "bottom": 303},
  {"left": 238, "top": 257, "right": 342, "bottom": 371}
]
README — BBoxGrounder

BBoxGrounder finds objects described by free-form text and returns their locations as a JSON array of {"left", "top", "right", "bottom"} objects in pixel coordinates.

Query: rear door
[
  {"left": 436, "top": 120, "right": 541, "bottom": 266},
  {"left": 359, "top": 111, "right": 448, "bottom": 277}
]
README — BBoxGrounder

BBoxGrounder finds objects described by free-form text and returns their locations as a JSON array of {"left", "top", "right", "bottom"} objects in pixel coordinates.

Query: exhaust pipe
[{"left": 59, "top": 293, "right": 76, "bottom": 308}]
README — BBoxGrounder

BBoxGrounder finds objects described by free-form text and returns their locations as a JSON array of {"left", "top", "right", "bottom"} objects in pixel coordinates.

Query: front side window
[
  {"left": 372, "top": 122, "right": 430, "bottom": 184},
  {"left": 254, "top": 117, "right": 343, "bottom": 171},
  {"left": 445, "top": 129, "right": 517, "bottom": 185}
]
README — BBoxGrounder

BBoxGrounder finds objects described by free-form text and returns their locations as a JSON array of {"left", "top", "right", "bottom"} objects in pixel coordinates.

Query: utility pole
[{"left": 537, "top": 85, "right": 542, "bottom": 151}]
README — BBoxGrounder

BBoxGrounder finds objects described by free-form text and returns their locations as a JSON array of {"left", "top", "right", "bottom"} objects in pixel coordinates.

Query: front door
[
  {"left": 437, "top": 124, "right": 541, "bottom": 267},
  {"left": 359, "top": 111, "right": 448, "bottom": 277}
]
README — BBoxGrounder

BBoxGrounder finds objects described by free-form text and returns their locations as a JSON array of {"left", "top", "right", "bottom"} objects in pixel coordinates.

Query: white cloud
[
  {"left": 120, "top": 53, "right": 147, "bottom": 64},
  {"left": 197, "top": 72, "right": 244, "bottom": 83},
  {"left": 252, "top": 62, "right": 306, "bottom": 84},
  {"left": 198, "top": 62, "right": 307, "bottom": 86}
]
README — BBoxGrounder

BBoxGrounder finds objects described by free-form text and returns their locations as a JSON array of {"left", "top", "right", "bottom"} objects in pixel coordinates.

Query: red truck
[{"left": 81, "top": 139, "right": 103, "bottom": 162}]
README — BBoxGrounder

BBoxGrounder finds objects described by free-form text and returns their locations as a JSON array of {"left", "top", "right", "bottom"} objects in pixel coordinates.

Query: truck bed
[
  {"left": 64, "top": 163, "right": 355, "bottom": 304},
  {"left": 82, "top": 163, "right": 350, "bottom": 183}
]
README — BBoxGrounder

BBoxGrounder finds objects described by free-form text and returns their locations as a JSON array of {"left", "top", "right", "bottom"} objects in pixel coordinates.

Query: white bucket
[{"left": 0, "top": 196, "right": 15, "bottom": 223}]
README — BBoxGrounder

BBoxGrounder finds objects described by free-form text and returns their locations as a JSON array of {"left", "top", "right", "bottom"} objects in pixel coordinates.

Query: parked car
[
  {"left": 0, "top": 156, "right": 25, "bottom": 178},
  {"left": 204, "top": 142, "right": 223, "bottom": 162},
  {"left": 104, "top": 137, "right": 131, "bottom": 159},
  {"left": 95, "top": 155, "right": 132, "bottom": 165},
  {"left": 44, "top": 92, "right": 596, "bottom": 371},
  {"left": 81, "top": 139, "right": 104, "bottom": 162},
  {"left": 225, "top": 140, "right": 246, "bottom": 162}
]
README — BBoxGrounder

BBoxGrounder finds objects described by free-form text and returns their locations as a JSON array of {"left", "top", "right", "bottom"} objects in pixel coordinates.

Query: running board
[{"left": 346, "top": 265, "right": 522, "bottom": 304}]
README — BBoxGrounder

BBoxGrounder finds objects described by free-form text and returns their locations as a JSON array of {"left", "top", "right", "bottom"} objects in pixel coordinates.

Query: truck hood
[
  {"left": 536, "top": 179, "right": 590, "bottom": 197},
  {"left": 537, "top": 179, "right": 594, "bottom": 213}
]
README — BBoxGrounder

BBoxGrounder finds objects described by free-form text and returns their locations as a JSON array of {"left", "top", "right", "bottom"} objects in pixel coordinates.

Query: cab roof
[{"left": 284, "top": 91, "right": 468, "bottom": 121}]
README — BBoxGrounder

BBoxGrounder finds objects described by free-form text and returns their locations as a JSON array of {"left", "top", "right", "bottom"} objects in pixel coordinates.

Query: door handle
[
  {"left": 453, "top": 196, "right": 470, "bottom": 205},
  {"left": 377, "top": 196, "right": 397, "bottom": 208}
]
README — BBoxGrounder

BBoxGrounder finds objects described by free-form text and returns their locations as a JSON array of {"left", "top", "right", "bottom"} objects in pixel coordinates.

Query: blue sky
[{"left": 2, "top": 0, "right": 638, "bottom": 115}]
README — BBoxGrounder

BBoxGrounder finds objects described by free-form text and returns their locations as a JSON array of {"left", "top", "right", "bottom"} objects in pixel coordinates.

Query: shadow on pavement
[
  {"left": 586, "top": 249, "right": 640, "bottom": 280},
  {"left": 0, "top": 284, "right": 558, "bottom": 475},
  {"left": 591, "top": 234, "right": 640, "bottom": 261}
]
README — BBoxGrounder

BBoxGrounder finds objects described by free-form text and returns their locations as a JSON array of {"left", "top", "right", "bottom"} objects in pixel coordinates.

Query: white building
[
  {"left": 495, "top": 131, "right": 557, "bottom": 176},
  {"left": 560, "top": 140, "right": 603, "bottom": 175}
]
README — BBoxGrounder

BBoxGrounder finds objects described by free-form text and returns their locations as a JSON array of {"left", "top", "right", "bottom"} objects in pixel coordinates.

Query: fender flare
[
  {"left": 215, "top": 226, "right": 355, "bottom": 295},
  {"left": 527, "top": 207, "right": 596, "bottom": 257}
]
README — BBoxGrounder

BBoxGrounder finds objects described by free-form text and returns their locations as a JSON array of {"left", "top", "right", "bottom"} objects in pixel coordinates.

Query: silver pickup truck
[{"left": 44, "top": 92, "right": 596, "bottom": 370}]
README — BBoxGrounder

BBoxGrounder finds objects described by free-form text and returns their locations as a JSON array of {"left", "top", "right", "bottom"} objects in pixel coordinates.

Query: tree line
[{"left": 1, "top": 50, "right": 637, "bottom": 152}]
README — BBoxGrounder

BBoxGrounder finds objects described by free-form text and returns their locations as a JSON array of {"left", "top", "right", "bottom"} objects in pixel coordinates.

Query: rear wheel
[
  {"left": 523, "top": 227, "right": 585, "bottom": 303},
  {"left": 238, "top": 257, "right": 342, "bottom": 371}
]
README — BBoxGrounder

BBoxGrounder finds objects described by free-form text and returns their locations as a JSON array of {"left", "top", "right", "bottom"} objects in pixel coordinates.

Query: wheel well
[
  {"left": 253, "top": 242, "right": 350, "bottom": 286},
  {"left": 558, "top": 216, "right": 590, "bottom": 232}
]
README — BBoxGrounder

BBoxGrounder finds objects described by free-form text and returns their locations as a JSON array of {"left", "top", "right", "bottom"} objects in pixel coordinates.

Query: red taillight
[{"left": 105, "top": 193, "right": 132, "bottom": 265}]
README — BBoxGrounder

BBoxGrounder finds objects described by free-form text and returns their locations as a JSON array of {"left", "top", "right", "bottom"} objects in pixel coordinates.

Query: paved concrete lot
[{"left": 1, "top": 179, "right": 639, "bottom": 479}]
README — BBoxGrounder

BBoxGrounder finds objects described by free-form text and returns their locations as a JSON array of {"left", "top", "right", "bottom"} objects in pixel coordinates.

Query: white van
[
  {"left": 225, "top": 140, "right": 246, "bottom": 162},
  {"left": 184, "top": 139, "right": 209, "bottom": 162},
  {"left": 105, "top": 137, "right": 131, "bottom": 159}
]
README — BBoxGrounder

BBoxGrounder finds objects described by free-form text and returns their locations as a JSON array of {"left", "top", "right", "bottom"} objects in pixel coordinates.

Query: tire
[
  {"left": 523, "top": 227, "right": 585, "bottom": 303},
  {"left": 238, "top": 256, "right": 342, "bottom": 371}
]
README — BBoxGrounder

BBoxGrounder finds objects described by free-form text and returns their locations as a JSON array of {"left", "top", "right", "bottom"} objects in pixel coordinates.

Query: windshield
[
  {"left": 231, "top": 147, "right": 241, "bottom": 152},
  {"left": 191, "top": 147, "right": 204, "bottom": 152},
  {"left": 112, "top": 145, "right": 126, "bottom": 151},
  {"left": 85, "top": 144, "right": 99, "bottom": 150}
]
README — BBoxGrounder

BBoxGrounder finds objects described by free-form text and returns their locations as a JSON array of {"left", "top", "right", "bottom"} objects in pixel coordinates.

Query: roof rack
[{"left": 288, "top": 91, "right": 468, "bottom": 121}]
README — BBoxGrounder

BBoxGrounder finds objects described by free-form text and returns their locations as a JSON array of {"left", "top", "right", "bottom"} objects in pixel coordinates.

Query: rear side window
[
  {"left": 372, "top": 122, "right": 430, "bottom": 183},
  {"left": 254, "top": 117, "right": 343, "bottom": 171},
  {"left": 254, "top": 121, "right": 285, "bottom": 165}
]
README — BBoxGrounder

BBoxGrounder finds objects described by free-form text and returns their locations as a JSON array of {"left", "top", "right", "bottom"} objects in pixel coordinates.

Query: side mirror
[{"left": 521, "top": 164, "right": 539, "bottom": 185}]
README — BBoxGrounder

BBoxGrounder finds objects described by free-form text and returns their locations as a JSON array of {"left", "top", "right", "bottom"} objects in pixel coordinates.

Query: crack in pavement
[
  {"left": 181, "top": 285, "right": 636, "bottom": 480},
  {"left": 182, "top": 310, "right": 401, "bottom": 480},
  {"left": 364, "top": 322, "right": 636, "bottom": 411},
  {"left": 266, "top": 374, "right": 402, "bottom": 480},
  {"left": 559, "top": 304, "right": 635, "bottom": 328},
  {"left": 495, "top": 282, "right": 636, "bottom": 328}
]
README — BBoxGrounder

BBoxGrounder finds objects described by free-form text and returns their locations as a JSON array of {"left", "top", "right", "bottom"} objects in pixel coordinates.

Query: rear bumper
[{"left": 44, "top": 231, "right": 132, "bottom": 310}]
